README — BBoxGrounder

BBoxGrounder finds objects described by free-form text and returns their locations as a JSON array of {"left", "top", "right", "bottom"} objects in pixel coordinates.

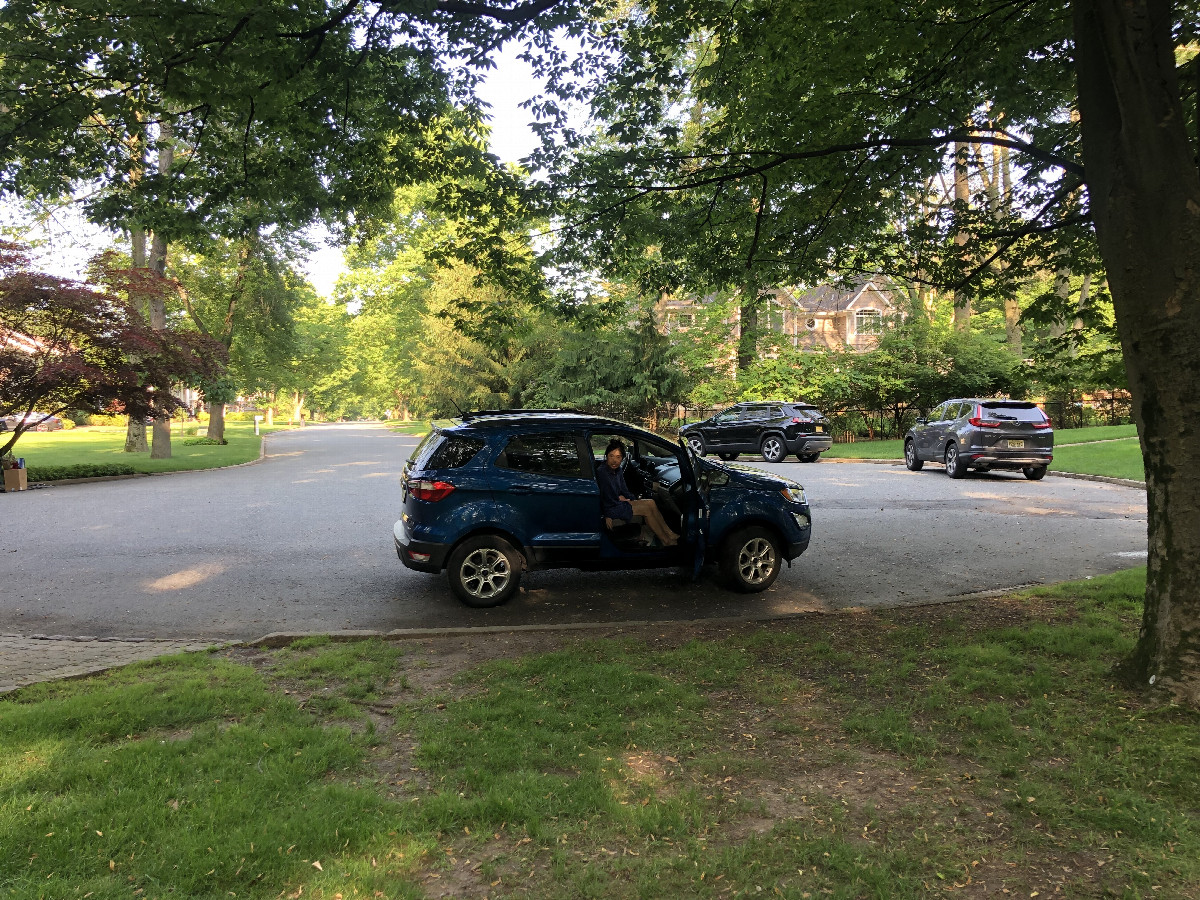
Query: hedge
[{"left": 26, "top": 463, "right": 139, "bottom": 482}]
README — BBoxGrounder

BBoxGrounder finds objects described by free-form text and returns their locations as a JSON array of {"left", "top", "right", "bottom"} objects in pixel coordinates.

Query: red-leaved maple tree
[{"left": 0, "top": 242, "right": 226, "bottom": 457}]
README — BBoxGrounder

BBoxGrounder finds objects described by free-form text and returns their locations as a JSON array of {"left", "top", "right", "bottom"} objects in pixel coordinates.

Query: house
[{"left": 659, "top": 278, "right": 899, "bottom": 353}]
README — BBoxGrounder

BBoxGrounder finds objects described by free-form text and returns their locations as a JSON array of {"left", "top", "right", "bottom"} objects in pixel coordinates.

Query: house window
[
  {"left": 855, "top": 309, "right": 882, "bottom": 335},
  {"left": 805, "top": 317, "right": 817, "bottom": 331},
  {"left": 677, "top": 313, "right": 694, "bottom": 328}
]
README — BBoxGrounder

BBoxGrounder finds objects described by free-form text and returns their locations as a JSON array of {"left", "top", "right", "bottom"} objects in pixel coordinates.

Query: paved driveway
[{"left": 0, "top": 423, "right": 1146, "bottom": 640}]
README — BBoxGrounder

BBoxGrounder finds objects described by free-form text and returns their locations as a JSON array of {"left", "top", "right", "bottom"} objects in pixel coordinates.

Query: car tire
[
  {"left": 1023, "top": 466, "right": 1047, "bottom": 481},
  {"left": 718, "top": 452, "right": 739, "bottom": 461},
  {"left": 446, "top": 536, "right": 523, "bottom": 608},
  {"left": 760, "top": 435, "right": 785, "bottom": 463},
  {"left": 687, "top": 435, "right": 707, "bottom": 456},
  {"left": 798, "top": 453, "right": 820, "bottom": 463},
  {"left": 719, "top": 526, "right": 782, "bottom": 592},
  {"left": 944, "top": 442, "right": 967, "bottom": 479},
  {"left": 904, "top": 439, "right": 923, "bottom": 471}
]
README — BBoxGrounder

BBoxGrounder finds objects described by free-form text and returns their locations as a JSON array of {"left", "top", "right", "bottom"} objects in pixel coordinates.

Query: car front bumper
[{"left": 393, "top": 518, "right": 450, "bottom": 573}]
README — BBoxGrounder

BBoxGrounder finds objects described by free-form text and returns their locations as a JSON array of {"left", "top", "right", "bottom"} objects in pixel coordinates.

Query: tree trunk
[
  {"left": 737, "top": 284, "right": 761, "bottom": 372},
  {"left": 207, "top": 402, "right": 227, "bottom": 443},
  {"left": 265, "top": 406, "right": 273, "bottom": 427},
  {"left": 123, "top": 228, "right": 150, "bottom": 453},
  {"left": 148, "top": 121, "right": 175, "bottom": 460},
  {"left": 292, "top": 392, "right": 306, "bottom": 425},
  {"left": 952, "top": 141, "right": 972, "bottom": 332},
  {"left": 1075, "top": 0, "right": 1200, "bottom": 705}
]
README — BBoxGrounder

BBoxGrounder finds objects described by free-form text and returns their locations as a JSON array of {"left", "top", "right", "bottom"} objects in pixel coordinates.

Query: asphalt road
[{"left": 0, "top": 423, "right": 1147, "bottom": 640}]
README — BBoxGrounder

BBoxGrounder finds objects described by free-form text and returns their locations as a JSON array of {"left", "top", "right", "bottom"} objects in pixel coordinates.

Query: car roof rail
[{"left": 459, "top": 408, "right": 592, "bottom": 421}]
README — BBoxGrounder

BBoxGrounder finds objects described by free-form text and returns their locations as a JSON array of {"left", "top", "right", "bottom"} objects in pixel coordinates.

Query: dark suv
[
  {"left": 394, "top": 410, "right": 812, "bottom": 607},
  {"left": 679, "top": 401, "right": 832, "bottom": 463},
  {"left": 904, "top": 399, "right": 1054, "bottom": 479}
]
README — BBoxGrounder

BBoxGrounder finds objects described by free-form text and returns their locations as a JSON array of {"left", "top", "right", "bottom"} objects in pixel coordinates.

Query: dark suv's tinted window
[
  {"left": 429, "top": 436, "right": 486, "bottom": 469},
  {"left": 979, "top": 402, "right": 1050, "bottom": 424},
  {"left": 496, "top": 433, "right": 587, "bottom": 478}
]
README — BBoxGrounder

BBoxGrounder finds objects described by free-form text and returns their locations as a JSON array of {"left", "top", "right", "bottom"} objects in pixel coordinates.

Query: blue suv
[{"left": 394, "top": 410, "right": 813, "bottom": 607}]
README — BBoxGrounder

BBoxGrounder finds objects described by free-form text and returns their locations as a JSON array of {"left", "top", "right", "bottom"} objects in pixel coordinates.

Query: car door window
[
  {"left": 713, "top": 409, "right": 738, "bottom": 423},
  {"left": 928, "top": 403, "right": 947, "bottom": 422},
  {"left": 496, "top": 433, "right": 589, "bottom": 478}
]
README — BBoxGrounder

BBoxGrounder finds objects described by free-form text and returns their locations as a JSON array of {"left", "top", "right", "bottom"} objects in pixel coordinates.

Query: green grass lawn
[
  {"left": 1051, "top": 437, "right": 1145, "bottom": 481},
  {"left": 3, "top": 568, "right": 1196, "bottom": 899},
  {"left": 8, "top": 421, "right": 296, "bottom": 476}
]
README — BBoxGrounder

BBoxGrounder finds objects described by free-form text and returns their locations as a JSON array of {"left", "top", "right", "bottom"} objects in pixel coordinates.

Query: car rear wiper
[{"left": 988, "top": 413, "right": 1019, "bottom": 421}]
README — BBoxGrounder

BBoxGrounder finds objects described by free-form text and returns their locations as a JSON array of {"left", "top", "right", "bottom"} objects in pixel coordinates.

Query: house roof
[{"left": 775, "top": 279, "right": 896, "bottom": 314}]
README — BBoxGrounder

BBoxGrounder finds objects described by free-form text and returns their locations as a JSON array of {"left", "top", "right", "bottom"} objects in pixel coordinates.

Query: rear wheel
[
  {"left": 798, "top": 453, "right": 820, "bottom": 463},
  {"left": 718, "top": 452, "right": 739, "bottom": 461},
  {"left": 447, "top": 536, "right": 522, "bottom": 608},
  {"left": 719, "top": 526, "right": 782, "bottom": 592},
  {"left": 945, "top": 442, "right": 967, "bottom": 479},
  {"left": 687, "top": 435, "right": 707, "bottom": 456},
  {"left": 760, "top": 435, "right": 786, "bottom": 463},
  {"left": 904, "top": 439, "right": 923, "bottom": 471},
  {"left": 1023, "top": 466, "right": 1047, "bottom": 481}
]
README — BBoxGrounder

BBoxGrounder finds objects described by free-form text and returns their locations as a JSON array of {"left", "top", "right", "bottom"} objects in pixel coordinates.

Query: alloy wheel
[
  {"left": 737, "top": 537, "right": 777, "bottom": 586},
  {"left": 459, "top": 548, "right": 511, "bottom": 600}
]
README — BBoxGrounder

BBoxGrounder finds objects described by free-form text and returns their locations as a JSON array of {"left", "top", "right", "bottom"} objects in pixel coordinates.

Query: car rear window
[
  {"left": 429, "top": 436, "right": 486, "bottom": 468},
  {"left": 979, "top": 402, "right": 1050, "bottom": 424},
  {"left": 786, "top": 406, "right": 822, "bottom": 421},
  {"left": 408, "top": 431, "right": 485, "bottom": 470}
]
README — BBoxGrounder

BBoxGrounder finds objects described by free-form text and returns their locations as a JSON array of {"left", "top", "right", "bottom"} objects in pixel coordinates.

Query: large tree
[
  {"left": 0, "top": 0, "right": 511, "bottom": 454},
  {"left": 529, "top": 0, "right": 1200, "bottom": 704}
]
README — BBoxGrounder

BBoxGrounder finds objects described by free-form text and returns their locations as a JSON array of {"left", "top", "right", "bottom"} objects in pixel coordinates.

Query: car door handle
[{"left": 509, "top": 485, "right": 531, "bottom": 494}]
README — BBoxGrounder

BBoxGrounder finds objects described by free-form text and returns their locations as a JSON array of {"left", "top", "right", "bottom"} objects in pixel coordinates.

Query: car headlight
[{"left": 780, "top": 486, "right": 806, "bottom": 505}]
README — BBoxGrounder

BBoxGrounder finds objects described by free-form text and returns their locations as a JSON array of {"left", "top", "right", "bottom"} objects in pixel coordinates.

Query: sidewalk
[{"left": 0, "top": 634, "right": 221, "bottom": 694}]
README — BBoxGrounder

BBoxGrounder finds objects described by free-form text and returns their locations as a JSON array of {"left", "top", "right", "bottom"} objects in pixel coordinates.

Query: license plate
[
  {"left": 815, "top": 425, "right": 824, "bottom": 433},
  {"left": 1008, "top": 439, "right": 1024, "bottom": 449}
]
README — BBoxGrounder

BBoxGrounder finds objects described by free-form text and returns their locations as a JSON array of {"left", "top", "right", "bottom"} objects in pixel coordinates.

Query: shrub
[
  {"left": 27, "top": 463, "right": 138, "bottom": 481},
  {"left": 87, "top": 414, "right": 129, "bottom": 427},
  {"left": 183, "top": 437, "right": 227, "bottom": 446}
]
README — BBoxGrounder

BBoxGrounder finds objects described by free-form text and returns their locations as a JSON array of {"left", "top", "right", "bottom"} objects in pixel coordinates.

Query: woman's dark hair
[{"left": 604, "top": 439, "right": 626, "bottom": 459}]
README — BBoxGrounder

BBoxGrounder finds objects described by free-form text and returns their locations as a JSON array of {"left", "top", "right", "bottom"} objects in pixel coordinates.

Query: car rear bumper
[
  {"left": 967, "top": 453, "right": 1052, "bottom": 468},
  {"left": 394, "top": 519, "right": 449, "bottom": 573},
  {"left": 788, "top": 434, "right": 832, "bottom": 453}
]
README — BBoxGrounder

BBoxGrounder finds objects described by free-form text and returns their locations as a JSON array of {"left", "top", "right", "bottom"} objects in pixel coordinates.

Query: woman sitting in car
[{"left": 597, "top": 439, "right": 679, "bottom": 546}]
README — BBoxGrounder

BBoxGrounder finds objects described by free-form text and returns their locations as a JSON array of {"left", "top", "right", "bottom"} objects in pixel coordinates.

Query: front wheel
[
  {"left": 904, "top": 439, "right": 923, "bottom": 471},
  {"left": 760, "top": 435, "right": 786, "bottom": 463},
  {"left": 447, "top": 536, "right": 522, "bottom": 608},
  {"left": 718, "top": 452, "right": 739, "bottom": 461},
  {"left": 719, "top": 526, "right": 782, "bottom": 592},
  {"left": 944, "top": 442, "right": 967, "bottom": 479},
  {"left": 1023, "top": 466, "right": 1047, "bottom": 481},
  {"left": 687, "top": 435, "right": 707, "bottom": 456}
]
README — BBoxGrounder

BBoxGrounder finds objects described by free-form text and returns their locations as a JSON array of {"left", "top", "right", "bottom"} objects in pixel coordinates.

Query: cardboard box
[{"left": 3, "top": 467, "right": 28, "bottom": 492}]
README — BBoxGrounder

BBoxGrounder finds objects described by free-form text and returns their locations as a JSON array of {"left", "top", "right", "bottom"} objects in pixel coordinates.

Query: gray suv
[{"left": 904, "top": 399, "right": 1053, "bottom": 480}]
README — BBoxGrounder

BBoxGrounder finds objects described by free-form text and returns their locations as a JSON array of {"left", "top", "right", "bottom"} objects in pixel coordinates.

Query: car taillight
[
  {"left": 410, "top": 479, "right": 456, "bottom": 502},
  {"left": 968, "top": 405, "right": 999, "bottom": 427},
  {"left": 1032, "top": 420, "right": 1052, "bottom": 429},
  {"left": 791, "top": 417, "right": 802, "bottom": 423}
]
